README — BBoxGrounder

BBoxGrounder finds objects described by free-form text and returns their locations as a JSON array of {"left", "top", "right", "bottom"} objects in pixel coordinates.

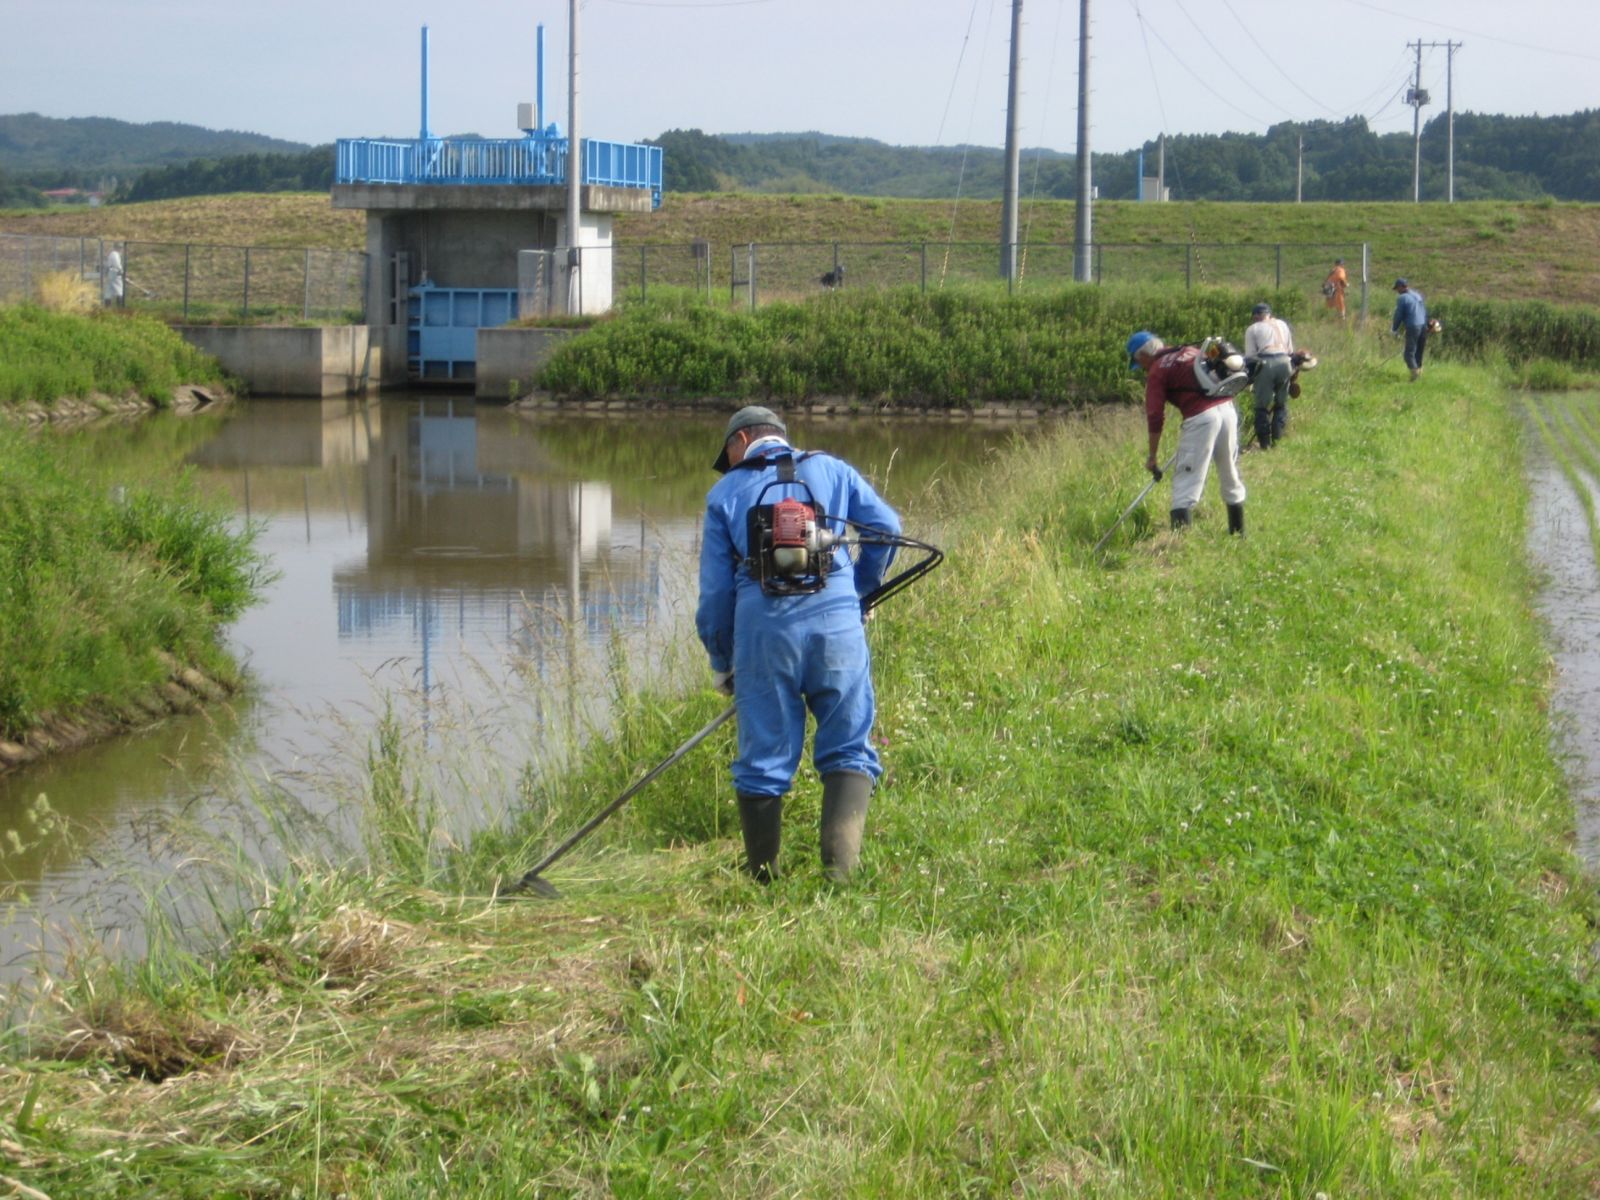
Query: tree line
[{"left": 651, "top": 110, "right": 1600, "bottom": 202}]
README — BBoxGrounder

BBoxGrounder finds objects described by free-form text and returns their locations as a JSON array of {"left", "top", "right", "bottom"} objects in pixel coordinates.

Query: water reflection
[{"left": 1, "top": 396, "right": 1018, "bottom": 980}]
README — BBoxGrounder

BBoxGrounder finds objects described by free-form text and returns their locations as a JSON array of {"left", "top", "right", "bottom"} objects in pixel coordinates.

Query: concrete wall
[
  {"left": 177, "top": 325, "right": 388, "bottom": 397},
  {"left": 475, "top": 327, "right": 577, "bottom": 401}
]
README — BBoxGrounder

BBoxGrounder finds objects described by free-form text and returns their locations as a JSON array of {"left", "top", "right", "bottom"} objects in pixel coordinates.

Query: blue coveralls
[
  {"left": 696, "top": 441, "right": 901, "bottom": 798},
  {"left": 1392, "top": 288, "right": 1429, "bottom": 371}
]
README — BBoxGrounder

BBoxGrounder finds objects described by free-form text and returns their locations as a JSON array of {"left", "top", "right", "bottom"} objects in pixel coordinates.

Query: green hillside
[{"left": 0, "top": 113, "right": 310, "bottom": 181}]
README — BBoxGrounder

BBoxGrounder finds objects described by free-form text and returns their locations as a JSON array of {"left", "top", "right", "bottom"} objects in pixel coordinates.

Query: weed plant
[
  {"left": 4, "top": 341, "right": 1598, "bottom": 1196},
  {"left": 0, "top": 304, "right": 226, "bottom": 406},
  {"left": 0, "top": 428, "right": 268, "bottom": 737},
  {"left": 1430, "top": 297, "right": 1600, "bottom": 367}
]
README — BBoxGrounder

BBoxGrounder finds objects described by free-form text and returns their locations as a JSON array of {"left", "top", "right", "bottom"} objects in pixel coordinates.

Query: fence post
[
  {"left": 730, "top": 244, "right": 737, "bottom": 306},
  {"left": 121, "top": 243, "right": 129, "bottom": 308},
  {"left": 920, "top": 242, "right": 927, "bottom": 293},
  {"left": 79, "top": 238, "right": 86, "bottom": 283},
  {"left": 1275, "top": 244, "right": 1282, "bottom": 290},
  {"left": 639, "top": 245, "right": 647, "bottom": 302},
  {"left": 243, "top": 247, "right": 251, "bottom": 318},
  {"left": 303, "top": 248, "right": 312, "bottom": 320},
  {"left": 1095, "top": 244, "right": 1103, "bottom": 284},
  {"left": 22, "top": 236, "right": 30, "bottom": 300},
  {"left": 748, "top": 244, "right": 757, "bottom": 312},
  {"left": 183, "top": 243, "right": 192, "bottom": 321},
  {"left": 1185, "top": 244, "right": 1193, "bottom": 291}
]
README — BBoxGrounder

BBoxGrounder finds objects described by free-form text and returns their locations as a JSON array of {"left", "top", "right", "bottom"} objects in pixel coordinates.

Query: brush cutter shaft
[
  {"left": 1093, "top": 453, "right": 1177, "bottom": 555},
  {"left": 510, "top": 705, "right": 736, "bottom": 891}
]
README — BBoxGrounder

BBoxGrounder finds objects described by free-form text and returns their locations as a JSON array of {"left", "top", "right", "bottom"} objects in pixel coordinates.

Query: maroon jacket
[{"left": 1144, "top": 345, "right": 1233, "bottom": 436}]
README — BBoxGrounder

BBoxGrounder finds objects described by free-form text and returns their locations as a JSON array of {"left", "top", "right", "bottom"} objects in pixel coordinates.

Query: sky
[{"left": 3, "top": 0, "right": 1597, "bottom": 156}]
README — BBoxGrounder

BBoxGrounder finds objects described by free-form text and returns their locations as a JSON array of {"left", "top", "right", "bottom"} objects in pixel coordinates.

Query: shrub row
[{"left": 537, "top": 286, "right": 1307, "bottom": 407}]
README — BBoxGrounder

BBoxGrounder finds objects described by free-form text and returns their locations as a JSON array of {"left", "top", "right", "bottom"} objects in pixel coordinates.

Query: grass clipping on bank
[{"left": 3, "top": 341, "right": 1599, "bottom": 1198}]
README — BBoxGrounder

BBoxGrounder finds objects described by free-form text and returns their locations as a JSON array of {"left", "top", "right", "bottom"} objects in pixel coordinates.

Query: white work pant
[{"left": 1170, "top": 402, "right": 1246, "bottom": 511}]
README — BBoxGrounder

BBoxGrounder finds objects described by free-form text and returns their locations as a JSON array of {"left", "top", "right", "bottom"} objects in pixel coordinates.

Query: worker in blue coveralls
[{"left": 696, "top": 405, "right": 902, "bottom": 883}]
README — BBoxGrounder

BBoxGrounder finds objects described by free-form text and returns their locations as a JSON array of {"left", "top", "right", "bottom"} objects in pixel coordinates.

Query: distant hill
[{"left": 0, "top": 113, "right": 310, "bottom": 186}]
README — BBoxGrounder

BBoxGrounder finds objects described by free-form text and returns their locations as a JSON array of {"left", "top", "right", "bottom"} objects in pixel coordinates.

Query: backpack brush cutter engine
[{"left": 502, "top": 497, "right": 943, "bottom": 899}]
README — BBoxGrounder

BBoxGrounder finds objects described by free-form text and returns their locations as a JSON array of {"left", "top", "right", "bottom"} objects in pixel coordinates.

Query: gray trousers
[{"left": 1251, "top": 356, "right": 1292, "bottom": 443}]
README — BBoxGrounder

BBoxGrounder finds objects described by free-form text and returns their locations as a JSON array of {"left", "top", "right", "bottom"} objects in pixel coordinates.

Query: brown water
[{"left": 0, "top": 397, "right": 1017, "bottom": 979}]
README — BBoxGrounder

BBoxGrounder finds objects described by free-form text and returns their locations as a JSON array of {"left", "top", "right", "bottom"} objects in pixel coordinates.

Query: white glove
[{"left": 711, "top": 669, "right": 734, "bottom": 696}]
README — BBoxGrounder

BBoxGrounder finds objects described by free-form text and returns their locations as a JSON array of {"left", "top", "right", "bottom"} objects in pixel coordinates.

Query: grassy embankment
[
  {"left": 0, "top": 304, "right": 227, "bottom": 408},
  {"left": 4, "top": 192, "right": 1599, "bottom": 305},
  {"left": 1, "top": 328, "right": 1596, "bottom": 1195},
  {"left": 0, "top": 423, "right": 268, "bottom": 748}
]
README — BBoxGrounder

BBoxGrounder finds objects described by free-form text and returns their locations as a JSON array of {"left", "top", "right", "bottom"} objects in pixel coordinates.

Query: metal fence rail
[{"left": 0, "top": 233, "right": 367, "bottom": 322}]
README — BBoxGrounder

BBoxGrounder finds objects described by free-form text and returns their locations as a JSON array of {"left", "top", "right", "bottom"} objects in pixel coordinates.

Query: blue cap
[
  {"left": 1126, "top": 330, "right": 1158, "bottom": 370},
  {"left": 1393, "top": 277, "right": 1408, "bottom": 290},
  {"left": 1252, "top": 302, "right": 1271, "bottom": 317}
]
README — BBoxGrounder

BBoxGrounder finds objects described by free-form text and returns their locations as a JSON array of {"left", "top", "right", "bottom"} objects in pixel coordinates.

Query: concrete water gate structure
[{"left": 331, "top": 23, "right": 662, "bottom": 386}]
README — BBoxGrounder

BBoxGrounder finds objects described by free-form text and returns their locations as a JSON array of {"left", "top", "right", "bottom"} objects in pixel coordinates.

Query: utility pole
[
  {"left": 1407, "top": 39, "right": 1461, "bottom": 203},
  {"left": 1446, "top": 41, "right": 1460, "bottom": 202},
  {"left": 566, "top": 0, "right": 582, "bottom": 313},
  {"left": 1296, "top": 132, "right": 1303, "bottom": 203},
  {"left": 1406, "top": 40, "right": 1428, "bottom": 203},
  {"left": 1000, "top": 0, "right": 1022, "bottom": 282},
  {"left": 1072, "top": 0, "right": 1092, "bottom": 282}
]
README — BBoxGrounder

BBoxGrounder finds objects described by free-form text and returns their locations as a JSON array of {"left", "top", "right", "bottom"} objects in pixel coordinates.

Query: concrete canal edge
[
  {"left": 510, "top": 391, "right": 1053, "bottom": 421},
  {"left": 0, "top": 652, "right": 237, "bottom": 777},
  {"left": 176, "top": 325, "right": 405, "bottom": 398}
]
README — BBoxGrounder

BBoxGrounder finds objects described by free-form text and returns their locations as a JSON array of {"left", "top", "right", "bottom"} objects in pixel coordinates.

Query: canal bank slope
[{"left": 3, "top": 342, "right": 1597, "bottom": 1195}]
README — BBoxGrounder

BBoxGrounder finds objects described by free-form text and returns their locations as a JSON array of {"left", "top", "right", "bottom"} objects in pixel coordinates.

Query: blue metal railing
[{"left": 336, "top": 136, "right": 662, "bottom": 208}]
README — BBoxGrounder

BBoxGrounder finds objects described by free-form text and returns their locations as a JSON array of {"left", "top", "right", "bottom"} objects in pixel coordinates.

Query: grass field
[
  {"left": 4, "top": 192, "right": 1599, "bottom": 306},
  {"left": 2, "top": 336, "right": 1596, "bottom": 1196}
]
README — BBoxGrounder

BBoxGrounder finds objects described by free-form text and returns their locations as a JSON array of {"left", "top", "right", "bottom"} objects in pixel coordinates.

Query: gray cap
[
  {"left": 713, "top": 404, "right": 786, "bottom": 472},
  {"left": 1252, "top": 302, "right": 1271, "bottom": 317}
]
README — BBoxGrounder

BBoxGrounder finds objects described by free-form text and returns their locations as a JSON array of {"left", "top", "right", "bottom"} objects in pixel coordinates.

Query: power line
[
  {"left": 1331, "top": 0, "right": 1600, "bottom": 63},
  {"left": 1213, "top": 0, "right": 1343, "bottom": 117}
]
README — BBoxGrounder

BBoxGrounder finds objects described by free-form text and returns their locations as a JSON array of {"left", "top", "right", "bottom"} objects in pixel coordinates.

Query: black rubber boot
[
  {"left": 819, "top": 771, "right": 872, "bottom": 883},
  {"left": 737, "top": 793, "right": 783, "bottom": 883},
  {"left": 1227, "top": 503, "right": 1245, "bottom": 537},
  {"left": 1170, "top": 507, "right": 1192, "bottom": 531}
]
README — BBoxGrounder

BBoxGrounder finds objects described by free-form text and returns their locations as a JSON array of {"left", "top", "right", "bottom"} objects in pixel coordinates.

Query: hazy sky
[{"left": 3, "top": 0, "right": 1596, "bottom": 155}]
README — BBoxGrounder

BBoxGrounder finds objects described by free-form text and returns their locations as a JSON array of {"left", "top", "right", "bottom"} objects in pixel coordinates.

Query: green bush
[
  {"left": 0, "top": 429, "right": 267, "bottom": 737},
  {"left": 0, "top": 305, "right": 227, "bottom": 406},
  {"left": 537, "top": 286, "right": 1304, "bottom": 407}
]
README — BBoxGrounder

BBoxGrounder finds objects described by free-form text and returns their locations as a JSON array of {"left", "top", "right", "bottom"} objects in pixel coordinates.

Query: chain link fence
[
  {"left": 3, "top": 232, "right": 1369, "bottom": 322},
  {"left": 0, "top": 233, "right": 367, "bottom": 323}
]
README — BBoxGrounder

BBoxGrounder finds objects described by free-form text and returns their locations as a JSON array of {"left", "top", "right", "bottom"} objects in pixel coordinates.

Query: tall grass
[
  {"left": 1431, "top": 296, "right": 1600, "bottom": 367},
  {"left": 0, "top": 428, "right": 268, "bottom": 737},
  {"left": 0, "top": 304, "right": 226, "bottom": 406}
]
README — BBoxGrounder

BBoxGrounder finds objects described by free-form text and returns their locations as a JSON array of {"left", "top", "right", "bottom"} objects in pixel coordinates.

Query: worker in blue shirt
[
  {"left": 1392, "top": 278, "right": 1430, "bottom": 382},
  {"left": 696, "top": 406, "right": 901, "bottom": 883}
]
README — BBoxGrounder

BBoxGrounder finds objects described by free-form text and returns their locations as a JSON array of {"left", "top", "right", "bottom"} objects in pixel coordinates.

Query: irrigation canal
[{"left": 0, "top": 397, "right": 1018, "bottom": 983}]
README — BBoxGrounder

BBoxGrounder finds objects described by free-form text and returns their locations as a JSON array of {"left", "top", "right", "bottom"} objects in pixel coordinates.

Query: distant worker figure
[
  {"left": 1391, "top": 278, "right": 1429, "bottom": 382},
  {"left": 1128, "top": 330, "right": 1248, "bottom": 536},
  {"left": 1244, "top": 302, "right": 1296, "bottom": 449},
  {"left": 101, "top": 247, "right": 124, "bottom": 306},
  {"left": 1322, "top": 258, "right": 1349, "bottom": 319}
]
